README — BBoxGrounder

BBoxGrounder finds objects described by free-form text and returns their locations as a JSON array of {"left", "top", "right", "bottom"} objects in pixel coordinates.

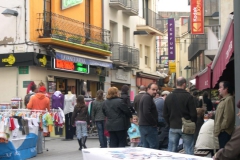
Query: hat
[
  {"left": 39, "top": 86, "right": 46, "bottom": 93},
  {"left": 161, "top": 91, "right": 170, "bottom": 96}
]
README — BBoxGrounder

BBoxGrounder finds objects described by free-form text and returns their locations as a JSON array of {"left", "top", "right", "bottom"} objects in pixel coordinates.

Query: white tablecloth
[{"left": 82, "top": 147, "right": 212, "bottom": 160}]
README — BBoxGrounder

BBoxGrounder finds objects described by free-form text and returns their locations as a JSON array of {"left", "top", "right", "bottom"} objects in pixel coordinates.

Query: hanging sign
[
  {"left": 62, "top": 0, "right": 83, "bottom": 10},
  {"left": 191, "top": 0, "right": 204, "bottom": 34}
]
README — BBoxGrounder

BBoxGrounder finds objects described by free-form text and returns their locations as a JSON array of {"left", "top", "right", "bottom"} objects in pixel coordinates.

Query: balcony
[
  {"left": 122, "top": 0, "right": 139, "bottom": 16},
  {"left": 110, "top": 43, "right": 139, "bottom": 68},
  {"left": 36, "top": 11, "right": 111, "bottom": 56},
  {"left": 109, "top": 0, "right": 128, "bottom": 10},
  {"left": 136, "top": 9, "right": 166, "bottom": 36},
  {"left": 188, "top": 34, "right": 207, "bottom": 61}
]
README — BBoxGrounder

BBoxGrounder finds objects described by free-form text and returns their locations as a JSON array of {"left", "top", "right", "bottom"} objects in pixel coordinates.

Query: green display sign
[
  {"left": 62, "top": 0, "right": 83, "bottom": 10},
  {"left": 19, "top": 66, "right": 29, "bottom": 74},
  {"left": 23, "top": 81, "right": 32, "bottom": 88}
]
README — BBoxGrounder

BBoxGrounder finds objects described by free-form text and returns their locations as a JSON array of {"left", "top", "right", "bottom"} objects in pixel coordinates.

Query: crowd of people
[{"left": 24, "top": 77, "right": 240, "bottom": 160}]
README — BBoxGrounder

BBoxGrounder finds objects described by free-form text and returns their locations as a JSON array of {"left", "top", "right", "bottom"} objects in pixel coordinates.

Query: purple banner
[{"left": 168, "top": 18, "right": 175, "bottom": 60}]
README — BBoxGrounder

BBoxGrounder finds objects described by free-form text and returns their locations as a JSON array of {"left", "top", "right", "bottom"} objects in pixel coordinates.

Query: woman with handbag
[{"left": 71, "top": 95, "right": 89, "bottom": 150}]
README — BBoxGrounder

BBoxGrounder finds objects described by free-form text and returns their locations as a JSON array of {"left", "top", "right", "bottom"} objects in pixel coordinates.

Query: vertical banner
[
  {"left": 168, "top": 18, "right": 175, "bottom": 60},
  {"left": 191, "top": 0, "right": 204, "bottom": 34}
]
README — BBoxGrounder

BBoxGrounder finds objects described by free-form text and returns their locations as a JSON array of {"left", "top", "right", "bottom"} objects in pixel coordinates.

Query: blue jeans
[
  {"left": 168, "top": 128, "right": 194, "bottom": 155},
  {"left": 96, "top": 121, "right": 107, "bottom": 148},
  {"left": 139, "top": 125, "right": 159, "bottom": 149},
  {"left": 76, "top": 121, "right": 88, "bottom": 140}
]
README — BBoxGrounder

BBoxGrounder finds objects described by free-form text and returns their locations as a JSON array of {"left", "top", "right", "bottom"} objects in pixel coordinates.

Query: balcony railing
[
  {"left": 109, "top": 0, "right": 128, "bottom": 10},
  {"left": 111, "top": 43, "right": 139, "bottom": 67},
  {"left": 188, "top": 34, "right": 207, "bottom": 61},
  {"left": 144, "top": 8, "right": 168, "bottom": 33},
  {"left": 123, "top": 0, "right": 139, "bottom": 15},
  {"left": 36, "top": 11, "right": 111, "bottom": 51}
]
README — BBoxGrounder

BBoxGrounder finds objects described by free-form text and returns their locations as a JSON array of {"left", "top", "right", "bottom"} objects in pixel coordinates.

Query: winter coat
[
  {"left": 215, "top": 126, "right": 240, "bottom": 160},
  {"left": 71, "top": 105, "right": 89, "bottom": 125},
  {"left": 133, "top": 91, "right": 145, "bottom": 116},
  {"left": 127, "top": 123, "right": 141, "bottom": 139},
  {"left": 214, "top": 94, "right": 235, "bottom": 137},
  {"left": 195, "top": 119, "right": 219, "bottom": 150},
  {"left": 92, "top": 100, "right": 106, "bottom": 122},
  {"left": 163, "top": 88, "right": 197, "bottom": 129},
  {"left": 138, "top": 93, "right": 158, "bottom": 127},
  {"left": 27, "top": 93, "right": 50, "bottom": 111},
  {"left": 121, "top": 93, "right": 135, "bottom": 114},
  {"left": 103, "top": 97, "right": 132, "bottom": 131}
]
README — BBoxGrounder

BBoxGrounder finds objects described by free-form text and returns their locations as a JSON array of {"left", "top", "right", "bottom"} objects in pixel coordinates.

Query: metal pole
[{"left": 234, "top": 0, "right": 240, "bottom": 126}]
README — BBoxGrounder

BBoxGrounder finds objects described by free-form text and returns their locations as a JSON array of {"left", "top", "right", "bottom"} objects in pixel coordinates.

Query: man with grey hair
[
  {"left": 133, "top": 85, "right": 146, "bottom": 116},
  {"left": 163, "top": 77, "right": 197, "bottom": 155}
]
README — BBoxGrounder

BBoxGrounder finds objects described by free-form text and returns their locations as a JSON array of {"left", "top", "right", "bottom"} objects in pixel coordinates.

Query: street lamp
[
  {"left": 1, "top": 9, "right": 18, "bottom": 17},
  {"left": 184, "top": 65, "right": 192, "bottom": 87}
]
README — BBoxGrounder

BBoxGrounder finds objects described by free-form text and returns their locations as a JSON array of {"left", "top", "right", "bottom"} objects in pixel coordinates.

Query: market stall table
[{"left": 82, "top": 147, "right": 212, "bottom": 160}]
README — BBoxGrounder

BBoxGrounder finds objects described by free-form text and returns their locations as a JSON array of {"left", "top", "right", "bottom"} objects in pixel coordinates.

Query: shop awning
[
  {"left": 196, "top": 63, "right": 212, "bottom": 90},
  {"left": 211, "top": 15, "right": 234, "bottom": 88},
  {"left": 55, "top": 49, "right": 113, "bottom": 68}
]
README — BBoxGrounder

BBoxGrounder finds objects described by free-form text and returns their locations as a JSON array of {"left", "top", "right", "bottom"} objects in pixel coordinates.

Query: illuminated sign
[
  {"left": 62, "top": 0, "right": 83, "bottom": 10},
  {"left": 54, "top": 59, "right": 89, "bottom": 74},
  {"left": 191, "top": 0, "right": 204, "bottom": 34}
]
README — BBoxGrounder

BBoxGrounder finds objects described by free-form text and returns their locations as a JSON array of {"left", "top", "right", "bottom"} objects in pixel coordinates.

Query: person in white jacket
[{"left": 195, "top": 116, "right": 219, "bottom": 156}]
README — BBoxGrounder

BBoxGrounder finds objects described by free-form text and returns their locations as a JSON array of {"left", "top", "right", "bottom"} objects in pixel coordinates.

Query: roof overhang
[{"left": 136, "top": 25, "right": 164, "bottom": 36}]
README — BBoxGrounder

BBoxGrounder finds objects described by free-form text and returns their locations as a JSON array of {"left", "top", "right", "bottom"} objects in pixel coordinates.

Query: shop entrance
[{"left": 56, "top": 78, "right": 77, "bottom": 95}]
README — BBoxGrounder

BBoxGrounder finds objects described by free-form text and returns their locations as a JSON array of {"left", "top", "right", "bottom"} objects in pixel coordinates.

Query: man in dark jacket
[
  {"left": 163, "top": 77, "right": 197, "bottom": 155},
  {"left": 139, "top": 83, "right": 158, "bottom": 149},
  {"left": 133, "top": 85, "right": 146, "bottom": 116}
]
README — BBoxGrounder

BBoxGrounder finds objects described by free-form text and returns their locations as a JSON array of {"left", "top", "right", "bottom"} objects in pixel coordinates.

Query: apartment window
[
  {"left": 139, "top": 44, "right": 143, "bottom": 58},
  {"left": 110, "top": 21, "right": 117, "bottom": 42},
  {"left": 123, "top": 26, "right": 130, "bottom": 45},
  {"left": 184, "top": 40, "right": 186, "bottom": 52},
  {"left": 145, "top": 45, "right": 150, "bottom": 67}
]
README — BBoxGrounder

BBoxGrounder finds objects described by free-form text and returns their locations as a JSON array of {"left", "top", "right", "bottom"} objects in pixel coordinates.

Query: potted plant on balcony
[
  {"left": 68, "top": 36, "right": 82, "bottom": 44},
  {"left": 86, "top": 41, "right": 103, "bottom": 49},
  {"left": 102, "top": 43, "right": 110, "bottom": 50},
  {"left": 51, "top": 28, "right": 66, "bottom": 41}
]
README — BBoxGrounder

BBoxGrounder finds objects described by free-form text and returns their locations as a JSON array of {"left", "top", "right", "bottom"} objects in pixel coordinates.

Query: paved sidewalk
[{"left": 30, "top": 137, "right": 99, "bottom": 160}]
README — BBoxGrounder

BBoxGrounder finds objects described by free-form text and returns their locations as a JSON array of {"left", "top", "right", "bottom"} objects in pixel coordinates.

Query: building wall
[{"left": 220, "top": 0, "right": 233, "bottom": 39}]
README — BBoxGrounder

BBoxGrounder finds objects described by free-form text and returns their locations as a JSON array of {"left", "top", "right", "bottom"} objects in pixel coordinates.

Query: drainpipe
[
  {"left": 102, "top": 0, "right": 104, "bottom": 42},
  {"left": 24, "top": 0, "right": 27, "bottom": 43}
]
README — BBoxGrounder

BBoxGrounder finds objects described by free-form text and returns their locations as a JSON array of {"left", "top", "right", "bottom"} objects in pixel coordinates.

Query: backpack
[{"left": 24, "top": 93, "right": 34, "bottom": 107}]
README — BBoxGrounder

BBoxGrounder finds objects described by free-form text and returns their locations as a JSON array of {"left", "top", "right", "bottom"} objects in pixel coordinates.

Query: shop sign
[
  {"left": 191, "top": 0, "right": 204, "bottom": 34},
  {"left": 1, "top": 54, "right": 15, "bottom": 66},
  {"left": 168, "top": 61, "right": 176, "bottom": 73},
  {"left": 23, "top": 81, "right": 32, "bottom": 88},
  {"left": 18, "top": 66, "right": 29, "bottom": 74},
  {"left": 62, "top": 0, "right": 83, "bottom": 10},
  {"left": 168, "top": 18, "right": 175, "bottom": 60},
  {"left": 160, "top": 55, "right": 169, "bottom": 68},
  {"left": 116, "top": 73, "right": 128, "bottom": 81},
  {"left": 54, "top": 59, "right": 89, "bottom": 74}
]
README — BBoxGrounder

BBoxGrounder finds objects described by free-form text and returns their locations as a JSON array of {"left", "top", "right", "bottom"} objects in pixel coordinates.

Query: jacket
[
  {"left": 195, "top": 119, "right": 219, "bottom": 150},
  {"left": 163, "top": 88, "right": 197, "bottom": 129},
  {"left": 91, "top": 100, "right": 105, "bottom": 122},
  {"left": 103, "top": 97, "right": 132, "bottom": 131},
  {"left": 71, "top": 105, "right": 89, "bottom": 125},
  {"left": 27, "top": 93, "right": 50, "bottom": 111},
  {"left": 133, "top": 91, "right": 145, "bottom": 116},
  {"left": 214, "top": 94, "right": 235, "bottom": 137},
  {"left": 121, "top": 93, "right": 135, "bottom": 114},
  {"left": 215, "top": 126, "right": 240, "bottom": 160},
  {"left": 154, "top": 97, "right": 165, "bottom": 122},
  {"left": 52, "top": 94, "right": 64, "bottom": 109},
  {"left": 138, "top": 93, "right": 158, "bottom": 127},
  {"left": 199, "top": 97, "right": 213, "bottom": 111},
  {"left": 127, "top": 123, "right": 141, "bottom": 139}
]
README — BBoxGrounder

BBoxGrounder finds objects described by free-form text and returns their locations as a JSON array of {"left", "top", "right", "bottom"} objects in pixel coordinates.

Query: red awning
[
  {"left": 196, "top": 63, "right": 212, "bottom": 90},
  {"left": 211, "top": 17, "right": 234, "bottom": 88}
]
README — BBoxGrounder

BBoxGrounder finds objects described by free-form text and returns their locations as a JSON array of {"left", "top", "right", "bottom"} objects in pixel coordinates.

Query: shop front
[
  {"left": 196, "top": 63, "right": 212, "bottom": 90},
  {"left": 136, "top": 72, "right": 160, "bottom": 87}
]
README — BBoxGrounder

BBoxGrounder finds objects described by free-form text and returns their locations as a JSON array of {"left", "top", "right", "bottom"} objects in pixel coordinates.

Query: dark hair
[
  {"left": 193, "top": 91, "right": 198, "bottom": 96},
  {"left": 203, "top": 91, "right": 208, "bottom": 98},
  {"left": 96, "top": 90, "right": 104, "bottom": 101},
  {"left": 147, "top": 83, "right": 156, "bottom": 89},
  {"left": 176, "top": 77, "right": 186, "bottom": 86},
  {"left": 76, "top": 95, "right": 85, "bottom": 107},
  {"left": 220, "top": 81, "right": 234, "bottom": 95},
  {"left": 81, "top": 90, "right": 86, "bottom": 96},
  {"left": 31, "top": 84, "right": 37, "bottom": 92},
  {"left": 121, "top": 85, "right": 129, "bottom": 94},
  {"left": 156, "top": 91, "right": 161, "bottom": 95}
]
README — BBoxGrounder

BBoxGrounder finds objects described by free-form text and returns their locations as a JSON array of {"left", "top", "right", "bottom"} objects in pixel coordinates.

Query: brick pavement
[{"left": 29, "top": 137, "right": 99, "bottom": 160}]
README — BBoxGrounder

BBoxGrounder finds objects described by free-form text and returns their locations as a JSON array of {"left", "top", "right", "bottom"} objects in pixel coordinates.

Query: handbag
[{"left": 173, "top": 94, "right": 196, "bottom": 134}]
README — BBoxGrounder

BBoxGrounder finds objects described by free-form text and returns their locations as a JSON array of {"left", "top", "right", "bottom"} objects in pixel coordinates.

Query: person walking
[
  {"left": 103, "top": 87, "right": 132, "bottom": 147},
  {"left": 214, "top": 81, "right": 235, "bottom": 149},
  {"left": 71, "top": 95, "right": 89, "bottom": 150},
  {"left": 163, "top": 77, "right": 197, "bottom": 155},
  {"left": 92, "top": 90, "right": 107, "bottom": 148},
  {"left": 133, "top": 85, "right": 146, "bottom": 117},
  {"left": 138, "top": 83, "right": 159, "bottom": 149}
]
